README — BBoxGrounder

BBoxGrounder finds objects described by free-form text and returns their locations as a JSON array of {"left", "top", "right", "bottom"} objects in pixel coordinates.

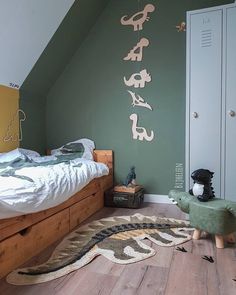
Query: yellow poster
[{"left": 0, "top": 85, "right": 19, "bottom": 153}]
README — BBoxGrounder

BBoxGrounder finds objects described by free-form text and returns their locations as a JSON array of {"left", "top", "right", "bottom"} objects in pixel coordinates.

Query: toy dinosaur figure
[
  {"left": 123, "top": 166, "right": 136, "bottom": 186},
  {"left": 189, "top": 169, "right": 215, "bottom": 202},
  {"left": 169, "top": 190, "right": 236, "bottom": 248},
  {"left": 175, "top": 21, "right": 186, "bottom": 32}
]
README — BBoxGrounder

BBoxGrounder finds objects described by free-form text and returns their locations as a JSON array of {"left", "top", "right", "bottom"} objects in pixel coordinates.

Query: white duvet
[{"left": 0, "top": 155, "right": 109, "bottom": 219}]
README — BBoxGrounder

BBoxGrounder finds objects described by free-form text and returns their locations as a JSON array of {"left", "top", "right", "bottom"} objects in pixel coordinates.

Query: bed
[{"left": 0, "top": 147, "right": 113, "bottom": 278}]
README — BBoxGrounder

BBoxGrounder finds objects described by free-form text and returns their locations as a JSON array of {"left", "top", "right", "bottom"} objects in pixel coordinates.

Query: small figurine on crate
[
  {"left": 189, "top": 168, "right": 215, "bottom": 202},
  {"left": 123, "top": 166, "right": 136, "bottom": 186}
]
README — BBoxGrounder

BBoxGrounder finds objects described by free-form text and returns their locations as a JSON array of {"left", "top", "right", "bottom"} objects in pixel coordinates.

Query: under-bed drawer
[
  {"left": 69, "top": 191, "right": 104, "bottom": 230},
  {"left": 0, "top": 208, "right": 70, "bottom": 278},
  {"left": 0, "top": 180, "right": 100, "bottom": 243}
]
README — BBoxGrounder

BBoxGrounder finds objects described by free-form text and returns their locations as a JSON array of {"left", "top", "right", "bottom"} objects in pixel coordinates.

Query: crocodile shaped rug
[{"left": 7, "top": 213, "right": 192, "bottom": 285}]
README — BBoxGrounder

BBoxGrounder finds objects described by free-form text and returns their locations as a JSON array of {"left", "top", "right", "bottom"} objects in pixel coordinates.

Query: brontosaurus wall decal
[
  {"left": 124, "top": 38, "right": 150, "bottom": 62},
  {"left": 124, "top": 69, "right": 151, "bottom": 88},
  {"left": 127, "top": 90, "right": 153, "bottom": 110},
  {"left": 3, "top": 109, "right": 26, "bottom": 142},
  {"left": 130, "top": 113, "right": 154, "bottom": 141},
  {"left": 120, "top": 4, "right": 155, "bottom": 31}
]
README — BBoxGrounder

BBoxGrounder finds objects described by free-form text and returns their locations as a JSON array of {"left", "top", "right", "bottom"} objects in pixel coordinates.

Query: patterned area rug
[{"left": 7, "top": 213, "right": 193, "bottom": 285}]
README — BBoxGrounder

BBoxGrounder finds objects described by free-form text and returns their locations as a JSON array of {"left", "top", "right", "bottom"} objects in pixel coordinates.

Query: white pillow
[
  {"left": 18, "top": 148, "right": 40, "bottom": 158},
  {"left": 51, "top": 138, "right": 95, "bottom": 160},
  {"left": 0, "top": 148, "right": 40, "bottom": 163}
]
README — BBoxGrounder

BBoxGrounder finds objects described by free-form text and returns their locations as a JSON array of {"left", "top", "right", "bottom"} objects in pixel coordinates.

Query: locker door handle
[
  {"left": 228, "top": 110, "right": 235, "bottom": 117},
  {"left": 192, "top": 112, "right": 198, "bottom": 118}
]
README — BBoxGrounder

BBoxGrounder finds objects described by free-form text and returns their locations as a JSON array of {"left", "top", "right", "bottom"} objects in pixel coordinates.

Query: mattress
[{"left": 0, "top": 154, "right": 109, "bottom": 219}]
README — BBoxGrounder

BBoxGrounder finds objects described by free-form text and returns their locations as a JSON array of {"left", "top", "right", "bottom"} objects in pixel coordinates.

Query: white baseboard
[{"left": 144, "top": 194, "right": 172, "bottom": 204}]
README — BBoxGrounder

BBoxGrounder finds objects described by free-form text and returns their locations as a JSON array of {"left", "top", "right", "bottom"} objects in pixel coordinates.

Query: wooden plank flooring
[{"left": 0, "top": 203, "right": 236, "bottom": 295}]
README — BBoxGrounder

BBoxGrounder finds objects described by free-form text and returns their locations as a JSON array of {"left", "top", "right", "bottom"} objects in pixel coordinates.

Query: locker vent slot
[{"left": 201, "top": 29, "right": 212, "bottom": 47}]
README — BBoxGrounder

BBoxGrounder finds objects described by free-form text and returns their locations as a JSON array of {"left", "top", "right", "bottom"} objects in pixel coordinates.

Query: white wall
[{"left": 0, "top": 0, "right": 75, "bottom": 89}]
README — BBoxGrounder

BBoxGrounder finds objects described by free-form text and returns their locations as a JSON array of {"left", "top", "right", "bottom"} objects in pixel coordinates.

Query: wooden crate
[
  {"left": 114, "top": 185, "right": 143, "bottom": 193},
  {"left": 105, "top": 188, "right": 144, "bottom": 209}
]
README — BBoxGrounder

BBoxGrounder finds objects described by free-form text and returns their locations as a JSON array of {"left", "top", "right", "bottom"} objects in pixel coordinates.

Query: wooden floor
[{"left": 0, "top": 203, "right": 236, "bottom": 295}]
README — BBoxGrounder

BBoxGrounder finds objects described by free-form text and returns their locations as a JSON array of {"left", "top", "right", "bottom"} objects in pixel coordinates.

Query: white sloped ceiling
[{"left": 0, "top": 0, "right": 75, "bottom": 89}]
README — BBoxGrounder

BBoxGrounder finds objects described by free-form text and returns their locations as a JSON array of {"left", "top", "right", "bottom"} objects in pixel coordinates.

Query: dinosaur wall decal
[
  {"left": 124, "top": 38, "right": 150, "bottom": 62},
  {"left": 127, "top": 90, "right": 153, "bottom": 110},
  {"left": 3, "top": 109, "right": 26, "bottom": 142},
  {"left": 120, "top": 4, "right": 155, "bottom": 31},
  {"left": 121, "top": 4, "right": 155, "bottom": 143},
  {"left": 130, "top": 113, "right": 154, "bottom": 141},
  {"left": 124, "top": 69, "right": 151, "bottom": 88}
]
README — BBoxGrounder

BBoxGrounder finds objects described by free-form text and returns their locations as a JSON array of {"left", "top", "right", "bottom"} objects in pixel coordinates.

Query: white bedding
[{"left": 0, "top": 155, "right": 109, "bottom": 219}]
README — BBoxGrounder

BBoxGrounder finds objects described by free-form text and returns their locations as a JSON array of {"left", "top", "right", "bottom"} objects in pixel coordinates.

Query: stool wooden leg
[
  {"left": 193, "top": 229, "right": 201, "bottom": 240},
  {"left": 225, "top": 233, "right": 236, "bottom": 244},
  {"left": 215, "top": 235, "right": 224, "bottom": 249}
]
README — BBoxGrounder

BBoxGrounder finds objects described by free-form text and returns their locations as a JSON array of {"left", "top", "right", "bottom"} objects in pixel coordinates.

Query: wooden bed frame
[{"left": 0, "top": 150, "right": 113, "bottom": 278}]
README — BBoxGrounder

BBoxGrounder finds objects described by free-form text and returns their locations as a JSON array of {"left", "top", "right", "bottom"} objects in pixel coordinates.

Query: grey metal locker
[
  {"left": 224, "top": 6, "right": 236, "bottom": 201},
  {"left": 186, "top": 3, "right": 236, "bottom": 200},
  {"left": 186, "top": 9, "right": 223, "bottom": 197}
]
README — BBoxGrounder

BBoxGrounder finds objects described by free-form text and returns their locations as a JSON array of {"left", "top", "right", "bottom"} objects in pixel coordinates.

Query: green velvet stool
[{"left": 168, "top": 190, "right": 236, "bottom": 248}]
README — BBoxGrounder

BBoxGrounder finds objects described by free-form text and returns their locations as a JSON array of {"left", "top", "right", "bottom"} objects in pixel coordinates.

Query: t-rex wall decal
[
  {"left": 124, "top": 38, "right": 150, "bottom": 62},
  {"left": 124, "top": 69, "right": 151, "bottom": 88},
  {"left": 130, "top": 113, "right": 154, "bottom": 141},
  {"left": 127, "top": 90, "right": 153, "bottom": 110},
  {"left": 120, "top": 4, "right": 155, "bottom": 31}
]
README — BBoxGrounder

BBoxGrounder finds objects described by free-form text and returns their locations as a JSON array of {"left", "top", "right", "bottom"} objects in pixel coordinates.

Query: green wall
[
  {"left": 44, "top": 0, "right": 232, "bottom": 195},
  {"left": 20, "top": 90, "right": 46, "bottom": 154},
  {"left": 20, "top": 0, "right": 109, "bottom": 153}
]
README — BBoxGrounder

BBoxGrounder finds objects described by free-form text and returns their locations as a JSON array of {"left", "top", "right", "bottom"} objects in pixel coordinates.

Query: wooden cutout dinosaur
[
  {"left": 127, "top": 90, "right": 153, "bottom": 110},
  {"left": 124, "top": 69, "right": 151, "bottom": 88},
  {"left": 130, "top": 113, "right": 154, "bottom": 141},
  {"left": 120, "top": 4, "right": 155, "bottom": 31},
  {"left": 124, "top": 38, "right": 150, "bottom": 62}
]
